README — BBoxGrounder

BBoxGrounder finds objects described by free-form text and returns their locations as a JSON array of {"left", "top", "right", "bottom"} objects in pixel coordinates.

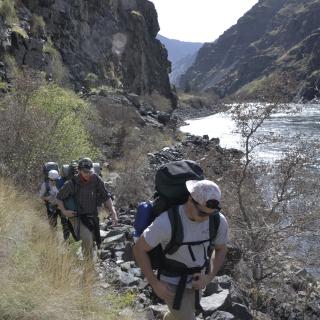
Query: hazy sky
[{"left": 149, "top": 0, "right": 259, "bottom": 43}]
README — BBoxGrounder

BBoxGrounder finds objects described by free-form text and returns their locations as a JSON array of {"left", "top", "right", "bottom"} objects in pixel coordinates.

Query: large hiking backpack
[
  {"left": 133, "top": 160, "right": 204, "bottom": 239},
  {"left": 43, "top": 162, "right": 59, "bottom": 179},
  {"left": 42, "top": 162, "right": 64, "bottom": 194},
  {"left": 61, "top": 162, "right": 102, "bottom": 180}
]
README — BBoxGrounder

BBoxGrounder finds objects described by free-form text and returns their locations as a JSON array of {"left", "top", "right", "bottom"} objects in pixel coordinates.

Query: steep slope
[
  {"left": 157, "top": 34, "right": 202, "bottom": 85},
  {"left": 181, "top": 0, "right": 320, "bottom": 100},
  {"left": 0, "top": 0, "right": 174, "bottom": 103}
]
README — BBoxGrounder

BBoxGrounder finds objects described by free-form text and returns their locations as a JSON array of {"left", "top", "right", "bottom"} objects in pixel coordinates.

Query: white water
[
  {"left": 180, "top": 104, "right": 320, "bottom": 161},
  {"left": 180, "top": 103, "right": 320, "bottom": 278}
]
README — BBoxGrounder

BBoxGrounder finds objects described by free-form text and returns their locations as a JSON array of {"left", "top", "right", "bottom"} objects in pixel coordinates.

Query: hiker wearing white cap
[
  {"left": 39, "top": 169, "right": 70, "bottom": 240},
  {"left": 134, "top": 179, "right": 229, "bottom": 320}
]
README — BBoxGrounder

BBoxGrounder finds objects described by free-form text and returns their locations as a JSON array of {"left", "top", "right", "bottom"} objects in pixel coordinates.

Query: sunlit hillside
[{"left": 0, "top": 179, "right": 138, "bottom": 320}]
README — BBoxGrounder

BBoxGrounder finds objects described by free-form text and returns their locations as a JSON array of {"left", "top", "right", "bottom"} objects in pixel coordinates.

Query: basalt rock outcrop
[
  {"left": 0, "top": 0, "right": 175, "bottom": 104},
  {"left": 181, "top": 0, "right": 320, "bottom": 101}
]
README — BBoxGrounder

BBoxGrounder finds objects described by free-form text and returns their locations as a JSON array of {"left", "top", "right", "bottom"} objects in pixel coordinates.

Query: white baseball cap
[
  {"left": 186, "top": 180, "right": 221, "bottom": 205},
  {"left": 48, "top": 169, "right": 59, "bottom": 180}
]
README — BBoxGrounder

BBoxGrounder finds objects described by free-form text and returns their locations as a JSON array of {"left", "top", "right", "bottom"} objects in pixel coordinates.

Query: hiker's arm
[
  {"left": 104, "top": 198, "right": 118, "bottom": 225},
  {"left": 207, "top": 244, "right": 227, "bottom": 281},
  {"left": 39, "top": 183, "right": 50, "bottom": 201},
  {"left": 96, "top": 177, "right": 118, "bottom": 224},
  {"left": 56, "top": 199, "right": 76, "bottom": 217},
  {"left": 133, "top": 236, "right": 174, "bottom": 301},
  {"left": 192, "top": 244, "right": 227, "bottom": 290},
  {"left": 56, "top": 182, "right": 76, "bottom": 217}
]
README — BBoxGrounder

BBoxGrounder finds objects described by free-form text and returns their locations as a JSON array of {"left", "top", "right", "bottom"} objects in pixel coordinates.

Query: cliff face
[
  {"left": 0, "top": 0, "right": 174, "bottom": 102},
  {"left": 181, "top": 0, "right": 320, "bottom": 100}
]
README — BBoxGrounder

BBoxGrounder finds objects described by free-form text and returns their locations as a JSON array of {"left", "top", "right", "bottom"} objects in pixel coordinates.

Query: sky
[{"left": 149, "top": 0, "right": 259, "bottom": 43}]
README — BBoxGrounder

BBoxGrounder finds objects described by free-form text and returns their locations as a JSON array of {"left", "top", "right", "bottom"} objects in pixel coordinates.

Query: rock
[
  {"left": 157, "top": 112, "right": 171, "bottom": 125},
  {"left": 116, "top": 270, "right": 140, "bottom": 287},
  {"left": 204, "top": 281, "right": 223, "bottom": 296},
  {"left": 122, "top": 242, "right": 134, "bottom": 262},
  {"left": 100, "top": 230, "right": 110, "bottom": 238},
  {"left": 231, "top": 303, "right": 253, "bottom": 320},
  {"left": 215, "top": 275, "right": 233, "bottom": 290},
  {"left": 206, "top": 311, "right": 235, "bottom": 320},
  {"left": 147, "top": 304, "right": 169, "bottom": 319},
  {"left": 102, "top": 233, "right": 126, "bottom": 247},
  {"left": 201, "top": 289, "right": 232, "bottom": 317}
]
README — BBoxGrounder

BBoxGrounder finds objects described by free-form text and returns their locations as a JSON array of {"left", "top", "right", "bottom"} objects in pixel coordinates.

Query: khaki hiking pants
[
  {"left": 69, "top": 217, "right": 94, "bottom": 260},
  {"left": 164, "top": 284, "right": 197, "bottom": 320}
]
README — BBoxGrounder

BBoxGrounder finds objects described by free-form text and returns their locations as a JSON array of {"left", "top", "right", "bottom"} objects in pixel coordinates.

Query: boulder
[
  {"left": 205, "top": 311, "right": 235, "bottom": 320},
  {"left": 201, "top": 289, "right": 232, "bottom": 317}
]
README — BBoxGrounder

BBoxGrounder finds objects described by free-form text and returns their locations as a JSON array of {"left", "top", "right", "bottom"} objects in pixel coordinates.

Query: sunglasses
[{"left": 191, "top": 198, "right": 221, "bottom": 217}]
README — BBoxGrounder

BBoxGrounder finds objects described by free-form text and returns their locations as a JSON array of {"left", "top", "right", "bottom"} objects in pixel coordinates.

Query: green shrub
[
  {"left": 30, "top": 14, "right": 45, "bottom": 34},
  {"left": 43, "top": 38, "right": 69, "bottom": 85},
  {"left": 0, "top": 0, "right": 18, "bottom": 24},
  {"left": 0, "top": 72, "right": 100, "bottom": 184},
  {"left": 12, "top": 25, "right": 28, "bottom": 39}
]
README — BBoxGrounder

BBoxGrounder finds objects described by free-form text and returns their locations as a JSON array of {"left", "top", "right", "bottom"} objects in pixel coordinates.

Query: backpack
[
  {"left": 61, "top": 162, "right": 102, "bottom": 180},
  {"left": 42, "top": 162, "right": 63, "bottom": 196},
  {"left": 133, "top": 160, "right": 221, "bottom": 310},
  {"left": 134, "top": 160, "right": 205, "bottom": 239},
  {"left": 43, "top": 162, "right": 59, "bottom": 179}
]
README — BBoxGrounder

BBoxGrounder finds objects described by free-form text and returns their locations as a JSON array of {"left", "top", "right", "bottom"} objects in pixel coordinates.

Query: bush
[
  {"left": 43, "top": 38, "right": 69, "bottom": 85},
  {"left": 0, "top": 178, "right": 138, "bottom": 320},
  {"left": 30, "top": 14, "right": 45, "bottom": 34},
  {"left": 0, "top": 71, "right": 99, "bottom": 185},
  {"left": 0, "top": 0, "right": 18, "bottom": 25}
]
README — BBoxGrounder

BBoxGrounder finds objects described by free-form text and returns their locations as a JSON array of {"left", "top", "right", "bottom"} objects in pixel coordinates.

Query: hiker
[
  {"left": 133, "top": 179, "right": 229, "bottom": 320},
  {"left": 39, "top": 169, "right": 70, "bottom": 240},
  {"left": 56, "top": 157, "right": 118, "bottom": 260}
]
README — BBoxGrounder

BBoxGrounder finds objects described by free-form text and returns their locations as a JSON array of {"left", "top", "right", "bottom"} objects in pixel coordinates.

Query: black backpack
[
  {"left": 43, "top": 162, "right": 59, "bottom": 179},
  {"left": 152, "top": 159, "right": 204, "bottom": 216}
]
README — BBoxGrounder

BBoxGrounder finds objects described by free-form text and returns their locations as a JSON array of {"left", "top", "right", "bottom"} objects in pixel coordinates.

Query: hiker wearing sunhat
[
  {"left": 134, "top": 179, "right": 229, "bottom": 320},
  {"left": 39, "top": 169, "right": 70, "bottom": 240}
]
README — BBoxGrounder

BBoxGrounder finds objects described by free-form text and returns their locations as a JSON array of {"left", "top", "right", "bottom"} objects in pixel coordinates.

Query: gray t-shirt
[
  {"left": 143, "top": 205, "right": 229, "bottom": 286},
  {"left": 39, "top": 182, "right": 59, "bottom": 205}
]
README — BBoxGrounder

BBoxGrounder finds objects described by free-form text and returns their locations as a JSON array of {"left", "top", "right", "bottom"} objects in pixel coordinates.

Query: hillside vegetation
[
  {"left": 181, "top": 0, "right": 320, "bottom": 101},
  {"left": 0, "top": 178, "right": 140, "bottom": 320}
]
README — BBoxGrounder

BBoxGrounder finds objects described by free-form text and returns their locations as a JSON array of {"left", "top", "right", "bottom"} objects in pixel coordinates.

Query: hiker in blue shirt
[{"left": 39, "top": 169, "right": 70, "bottom": 240}]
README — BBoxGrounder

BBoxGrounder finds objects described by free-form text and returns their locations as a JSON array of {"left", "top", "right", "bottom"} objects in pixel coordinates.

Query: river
[{"left": 180, "top": 103, "right": 320, "bottom": 278}]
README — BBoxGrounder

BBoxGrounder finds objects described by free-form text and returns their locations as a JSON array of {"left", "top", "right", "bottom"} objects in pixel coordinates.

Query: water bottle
[{"left": 133, "top": 201, "right": 153, "bottom": 242}]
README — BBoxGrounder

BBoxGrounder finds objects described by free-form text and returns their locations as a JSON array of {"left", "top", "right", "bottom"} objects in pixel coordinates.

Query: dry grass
[{"left": 0, "top": 179, "right": 141, "bottom": 320}]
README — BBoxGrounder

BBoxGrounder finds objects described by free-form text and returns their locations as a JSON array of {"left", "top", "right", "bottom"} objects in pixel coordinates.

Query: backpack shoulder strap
[
  {"left": 209, "top": 212, "right": 221, "bottom": 242},
  {"left": 164, "top": 206, "right": 183, "bottom": 255},
  {"left": 45, "top": 180, "right": 50, "bottom": 195}
]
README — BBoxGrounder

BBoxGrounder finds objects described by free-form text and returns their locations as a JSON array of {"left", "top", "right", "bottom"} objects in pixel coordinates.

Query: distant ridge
[
  {"left": 181, "top": 0, "right": 320, "bottom": 101},
  {"left": 157, "top": 34, "right": 203, "bottom": 85}
]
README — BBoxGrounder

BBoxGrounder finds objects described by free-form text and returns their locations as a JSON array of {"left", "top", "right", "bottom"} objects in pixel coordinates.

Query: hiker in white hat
[{"left": 134, "top": 178, "right": 229, "bottom": 320}]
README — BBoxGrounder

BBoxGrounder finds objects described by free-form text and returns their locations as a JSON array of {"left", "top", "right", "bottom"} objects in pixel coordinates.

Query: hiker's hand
[
  {"left": 111, "top": 212, "right": 118, "bottom": 226},
  {"left": 192, "top": 273, "right": 210, "bottom": 290},
  {"left": 63, "top": 210, "right": 77, "bottom": 218},
  {"left": 152, "top": 280, "right": 174, "bottom": 301}
]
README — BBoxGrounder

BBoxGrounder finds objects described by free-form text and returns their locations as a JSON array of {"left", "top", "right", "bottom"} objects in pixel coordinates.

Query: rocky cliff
[
  {"left": 181, "top": 0, "right": 320, "bottom": 101},
  {"left": 0, "top": 0, "right": 174, "bottom": 103}
]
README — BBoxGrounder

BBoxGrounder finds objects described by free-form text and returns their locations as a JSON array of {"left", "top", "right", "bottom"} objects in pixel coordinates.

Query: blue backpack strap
[
  {"left": 56, "top": 177, "right": 65, "bottom": 190},
  {"left": 163, "top": 206, "right": 183, "bottom": 255}
]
